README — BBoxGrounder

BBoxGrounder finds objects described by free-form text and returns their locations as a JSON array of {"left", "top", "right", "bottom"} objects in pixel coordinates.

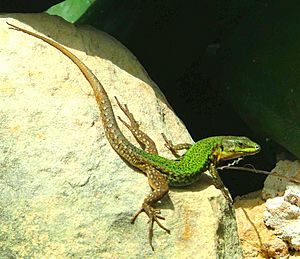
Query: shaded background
[{"left": 2, "top": 0, "right": 298, "bottom": 197}]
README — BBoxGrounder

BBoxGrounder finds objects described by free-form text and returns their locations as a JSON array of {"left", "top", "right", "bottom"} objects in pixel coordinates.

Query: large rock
[{"left": 0, "top": 14, "right": 242, "bottom": 258}]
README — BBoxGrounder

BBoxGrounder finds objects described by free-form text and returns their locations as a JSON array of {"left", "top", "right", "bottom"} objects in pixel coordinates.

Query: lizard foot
[
  {"left": 115, "top": 96, "right": 140, "bottom": 129},
  {"left": 131, "top": 205, "right": 170, "bottom": 250}
]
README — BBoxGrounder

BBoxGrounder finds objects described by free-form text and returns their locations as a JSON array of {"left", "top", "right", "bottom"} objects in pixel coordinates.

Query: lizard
[{"left": 7, "top": 22, "right": 261, "bottom": 250}]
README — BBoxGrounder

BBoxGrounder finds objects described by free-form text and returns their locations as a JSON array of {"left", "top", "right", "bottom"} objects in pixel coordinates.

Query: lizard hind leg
[
  {"left": 115, "top": 96, "right": 158, "bottom": 154},
  {"left": 131, "top": 166, "right": 170, "bottom": 250}
]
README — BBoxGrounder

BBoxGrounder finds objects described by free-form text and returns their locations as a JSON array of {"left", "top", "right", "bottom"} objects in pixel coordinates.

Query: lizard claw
[{"left": 131, "top": 205, "right": 170, "bottom": 250}]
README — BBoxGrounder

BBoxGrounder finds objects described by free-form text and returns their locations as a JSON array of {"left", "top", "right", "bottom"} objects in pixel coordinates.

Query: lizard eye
[{"left": 238, "top": 142, "right": 245, "bottom": 148}]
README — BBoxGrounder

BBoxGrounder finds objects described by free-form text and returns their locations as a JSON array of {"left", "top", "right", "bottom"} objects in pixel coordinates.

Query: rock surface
[
  {"left": 0, "top": 14, "right": 242, "bottom": 258},
  {"left": 235, "top": 192, "right": 290, "bottom": 259},
  {"left": 235, "top": 160, "right": 300, "bottom": 258},
  {"left": 263, "top": 160, "right": 300, "bottom": 252}
]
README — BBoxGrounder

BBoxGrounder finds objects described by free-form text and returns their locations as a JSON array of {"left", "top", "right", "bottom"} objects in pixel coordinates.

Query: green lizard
[{"left": 7, "top": 22, "right": 260, "bottom": 250}]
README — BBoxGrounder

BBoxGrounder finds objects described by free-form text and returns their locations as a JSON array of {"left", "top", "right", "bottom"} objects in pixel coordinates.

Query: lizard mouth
[{"left": 219, "top": 148, "right": 260, "bottom": 161}]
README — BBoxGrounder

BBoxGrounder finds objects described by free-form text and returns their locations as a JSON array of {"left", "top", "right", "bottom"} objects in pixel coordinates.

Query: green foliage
[{"left": 47, "top": 0, "right": 95, "bottom": 23}]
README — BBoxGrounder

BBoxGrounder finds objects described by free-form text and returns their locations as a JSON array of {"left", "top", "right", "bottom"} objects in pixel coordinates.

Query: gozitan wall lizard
[{"left": 7, "top": 22, "right": 260, "bottom": 250}]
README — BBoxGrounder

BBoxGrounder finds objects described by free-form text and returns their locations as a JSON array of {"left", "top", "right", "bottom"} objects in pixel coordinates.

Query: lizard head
[{"left": 213, "top": 136, "right": 261, "bottom": 162}]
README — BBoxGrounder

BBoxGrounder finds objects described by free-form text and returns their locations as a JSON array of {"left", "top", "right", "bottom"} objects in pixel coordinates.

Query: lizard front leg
[
  {"left": 209, "top": 163, "right": 233, "bottom": 203},
  {"left": 161, "top": 133, "right": 192, "bottom": 158},
  {"left": 115, "top": 97, "right": 158, "bottom": 154},
  {"left": 131, "top": 165, "right": 170, "bottom": 250}
]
